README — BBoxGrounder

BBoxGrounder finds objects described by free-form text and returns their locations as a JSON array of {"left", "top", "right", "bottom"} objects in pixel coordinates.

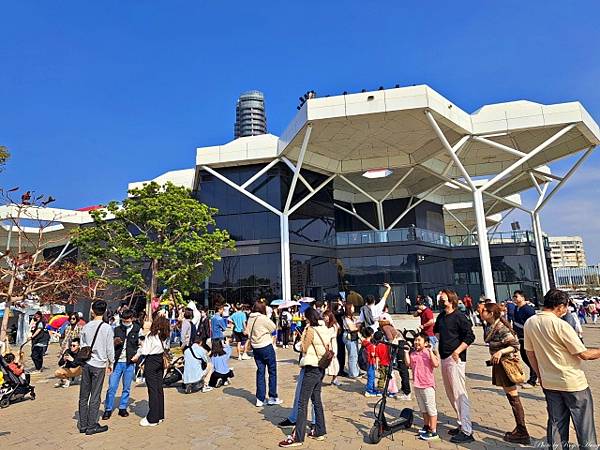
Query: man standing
[
  {"left": 102, "top": 309, "right": 140, "bottom": 420},
  {"left": 525, "top": 289, "right": 599, "bottom": 450},
  {"left": 512, "top": 290, "right": 537, "bottom": 389},
  {"left": 434, "top": 289, "right": 476, "bottom": 444},
  {"left": 414, "top": 299, "right": 437, "bottom": 349},
  {"left": 78, "top": 300, "right": 114, "bottom": 435}
]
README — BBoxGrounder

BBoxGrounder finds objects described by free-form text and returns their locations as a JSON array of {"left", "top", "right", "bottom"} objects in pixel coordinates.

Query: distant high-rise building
[
  {"left": 234, "top": 90, "right": 267, "bottom": 139},
  {"left": 549, "top": 236, "right": 587, "bottom": 268}
]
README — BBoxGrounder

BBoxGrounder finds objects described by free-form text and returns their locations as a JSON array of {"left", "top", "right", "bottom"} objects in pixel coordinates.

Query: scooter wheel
[
  {"left": 401, "top": 408, "right": 413, "bottom": 429},
  {"left": 0, "top": 398, "right": 10, "bottom": 408},
  {"left": 369, "top": 424, "right": 383, "bottom": 444},
  {"left": 30, "top": 392, "right": 36, "bottom": 401}
]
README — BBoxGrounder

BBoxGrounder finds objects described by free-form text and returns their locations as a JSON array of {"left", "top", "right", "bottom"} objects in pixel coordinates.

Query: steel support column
[
  {"left": 280, "top": 214, "right": 291, "bottom": 301},
  {"left": 473, "top": 189, "right": 495, "bottom": 299},
  {"left": 531, "top": 211, "right": 550, "bottom": 294}
]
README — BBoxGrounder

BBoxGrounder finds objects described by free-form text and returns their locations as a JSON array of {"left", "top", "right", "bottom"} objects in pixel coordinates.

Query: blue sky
[{"left": 1, "top": 1, "right": 599, "bottom": 262}]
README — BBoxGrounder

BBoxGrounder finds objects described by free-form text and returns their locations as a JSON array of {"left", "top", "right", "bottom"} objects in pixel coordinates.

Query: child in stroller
[{"left": 0, "top": 353, "right": 36, "bottom": 408}]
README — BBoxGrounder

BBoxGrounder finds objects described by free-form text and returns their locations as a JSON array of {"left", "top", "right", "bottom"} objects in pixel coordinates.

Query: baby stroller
[{"left": 0, "top": 354, "right": 36, "bottom": 408}]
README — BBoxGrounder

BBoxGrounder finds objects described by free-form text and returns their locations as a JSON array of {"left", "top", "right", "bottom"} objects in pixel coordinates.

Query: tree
[
  {"left": 0, "top": 145, "right": 9, "bottom": 171},
  {"left": 72, "top": 182, "right": 235, "bottom": 314},
  {"left": 0, "top": 189, "right": 80, "bottom": 343}
]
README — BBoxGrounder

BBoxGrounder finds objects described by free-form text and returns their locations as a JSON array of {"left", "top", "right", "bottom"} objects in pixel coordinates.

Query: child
[
  {"left": 208, "top": 338, "right": 234, "bottom": 388},
  {"left": 4, "top": 353, "right": 26, "bottom": 382},
  {"left": 361, "top": 328, "right": 380, "bottom": 397},
  {"left": 373, "top": 331, "right": 398, "bottom": 398},
  {"left": 405, "top": 332, "right": 440, "bottom": 441}
]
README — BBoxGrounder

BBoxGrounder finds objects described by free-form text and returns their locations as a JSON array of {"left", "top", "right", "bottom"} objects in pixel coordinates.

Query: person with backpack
[
  {"left": 102, "top": 309, "right": 141, "bottom": 420},
  {"left": 29, "top": 311, "right": 50, "bottom": 373},
  {"left": 279, "top": 307, "right": 292, "bottom": 349},
  {"left": 182, "top": 335, "right": 212, "bottom": 394},
  {"left": 358, "top": 283, "right": 391, "bottom": 332},
  {"left": 360, "top": 327, "right": 380, "bottom": 397}
]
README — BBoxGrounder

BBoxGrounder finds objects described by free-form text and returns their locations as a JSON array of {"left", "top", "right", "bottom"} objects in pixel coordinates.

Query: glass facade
[{"left": 195, "top": 165, "right": 549, "bottom": 309}]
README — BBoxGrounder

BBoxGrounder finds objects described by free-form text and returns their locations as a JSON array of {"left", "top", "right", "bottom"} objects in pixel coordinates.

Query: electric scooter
[{"left": 368, "top": 341, "right": 413, "bottom": 444}]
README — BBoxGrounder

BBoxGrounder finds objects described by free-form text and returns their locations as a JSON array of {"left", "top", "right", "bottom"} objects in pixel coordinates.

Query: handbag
[
  {"left": 312, "top": 328, "right": 335, "bottom": 370},
  {"left": 161, "top": 341, "right": 171, "bottom": 371},
  {"left": 76, "top": 322, "right": 104, "bottom": 363},
  {"left": 501, "top": 356, "right": 526, "bottom": 384}
]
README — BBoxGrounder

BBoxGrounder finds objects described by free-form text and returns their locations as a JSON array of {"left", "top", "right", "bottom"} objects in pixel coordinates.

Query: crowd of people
[{"left": 2, "top": 286, "right": 599, "bottom": 449}]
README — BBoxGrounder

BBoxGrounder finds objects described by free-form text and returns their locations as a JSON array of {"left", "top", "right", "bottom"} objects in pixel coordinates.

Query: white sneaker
[
  {"left": 255, "top": 399, "right": 264, "bottom": 407},
  {"left": 521, "top": 383, "right": 535, "bottom": 389},
  {"left": 267, "top": 397, "right": 283, "bottom": 406},
  {"left": 238, "top": 355, "right": 243, "bottom": 361},
  {"left": 140, "top": 417, "right": 158, "bottom": 427},
  {"left": 241, "top": 353, "right": 251, "bottom": 360},
  {"left": 63, "top": 380, "right": 71, "bottom": 388},
  {"left": 201, "top": 386, "right": 213, "bottom": 393},
  {"left": 223, "top": 380, "right": 230, "bottom": 386},
  {"left": 399, "top": 394, "right": 412, "bottom": 401}
]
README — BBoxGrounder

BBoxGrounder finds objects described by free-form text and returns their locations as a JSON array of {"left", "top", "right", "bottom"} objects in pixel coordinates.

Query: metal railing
[{"left": 333, "top": 228, "right": 548, "bottom": 249}]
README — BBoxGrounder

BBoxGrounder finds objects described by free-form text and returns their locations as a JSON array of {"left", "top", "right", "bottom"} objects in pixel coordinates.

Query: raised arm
[{"left": 380, "top": 283, "right": 392, "bottom": 303}]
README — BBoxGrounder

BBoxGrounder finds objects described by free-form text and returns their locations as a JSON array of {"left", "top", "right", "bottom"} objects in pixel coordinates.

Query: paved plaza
[{"left": 2, "top": 324, "right": 600, "bottom": 449}]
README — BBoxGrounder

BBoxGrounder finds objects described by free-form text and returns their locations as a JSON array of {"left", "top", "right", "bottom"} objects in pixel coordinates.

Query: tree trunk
[
  {"left": 147, "top": 258, "right": 158, "bottom": 318},
  {"left": 0, "top": 275, "right": 16, "bottom": 344}
]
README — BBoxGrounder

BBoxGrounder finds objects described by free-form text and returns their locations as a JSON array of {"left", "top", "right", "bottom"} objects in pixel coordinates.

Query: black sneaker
[
  {"left": 118, "top": 409, "right": 129, "bottom": 417},
  {"left": 85, "top": 424, "right": 109, "bottom": 435},
  {"left": 101, "top": 410, "right": 112, "bottom": 420},
  {"left": 448, "top": 427, "right": 461, "bottom": 436},
  {"left": 278, "top": 418, "right": 296, "bottom": 427},
  {"left": 450, "top": 431, "right": 474, "bottom": 444}
]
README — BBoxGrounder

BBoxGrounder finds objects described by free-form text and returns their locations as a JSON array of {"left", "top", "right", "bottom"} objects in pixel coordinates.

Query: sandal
[{"left": 278, "top": 436, "right": 302, "bottom": 447}]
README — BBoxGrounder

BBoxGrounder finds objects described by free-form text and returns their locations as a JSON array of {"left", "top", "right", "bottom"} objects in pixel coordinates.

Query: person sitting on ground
[
  {"left": 208, "top": 338, "right": 234, "bottom": 388},
  {"left": 182, "top": 334, "right": 212, "bottom": 394},
  {"left": 405, "top": 332, "right": 440, "bottom": 441},
  {"left": 55, "top": 337, "right": 82, "bottom": 388}
]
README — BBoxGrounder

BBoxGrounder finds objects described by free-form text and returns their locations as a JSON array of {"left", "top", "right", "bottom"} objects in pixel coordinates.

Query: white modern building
[{"left": 131, "top": 84, "right": 599, "bottom": 308}]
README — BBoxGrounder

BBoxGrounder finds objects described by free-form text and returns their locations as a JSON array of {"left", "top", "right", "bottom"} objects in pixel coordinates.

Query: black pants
[
  {"left": 519, "top": 339, "right": 537, "bottom": 385},
  {"left": 281, "top": 327, "right": 290, "bottom": 346},
  {"left": 295, "top": 366, "right": 326, "bottom": 442},
  {"left": 397, "top": 358, "right": 410, "bottom": 395},
  {"left": 78, "top": 364, "right": 106, "bottom": 430},
  {"left": 336, "top": 333, "right": 346, "bottom": 375},
  {"left": 144, "top": 354, "right": 165, "bottom": 424},
  {"left": 208, "top": 370, "right": 234, "bottom": 388},
  {"left": 31, "top": 345, "right": 45, "bottom": 370}
]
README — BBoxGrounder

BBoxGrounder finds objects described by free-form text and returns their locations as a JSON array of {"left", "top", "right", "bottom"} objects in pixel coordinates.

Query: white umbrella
[
  {"left": 299, "top": 297, "right": 315, "bottom": 303},
  {"left": 277, "top": 300, "right": 300, "bottom": 310}
]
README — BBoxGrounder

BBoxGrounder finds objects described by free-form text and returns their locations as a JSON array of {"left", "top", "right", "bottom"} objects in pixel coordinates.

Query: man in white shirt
[{"left": 358, "top": 283, "right": 391, "bottom": 331}]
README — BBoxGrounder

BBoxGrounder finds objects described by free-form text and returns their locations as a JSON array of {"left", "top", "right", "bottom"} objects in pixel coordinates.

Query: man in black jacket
[
  {"left": 434, "top": 289, "right": 476, "bottom": 444},
  {"left": 102, "top": 309, "right": 140, "bottom": 419},
  {"left": 55, "top": 337, "right": 82, "bottom": 388}
]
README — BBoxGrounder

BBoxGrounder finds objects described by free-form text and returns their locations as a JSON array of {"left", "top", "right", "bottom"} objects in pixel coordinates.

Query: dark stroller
[
  {"left": 0, "top": 353, "right": 36, "bottom": 408},
  {"left": 163, "top": 355, "right": 184, "bottom": 386}
]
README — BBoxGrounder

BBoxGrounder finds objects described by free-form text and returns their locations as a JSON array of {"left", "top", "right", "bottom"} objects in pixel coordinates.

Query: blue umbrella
[{"left": 270, "top": 299, "right": 284, "bottom": 306}]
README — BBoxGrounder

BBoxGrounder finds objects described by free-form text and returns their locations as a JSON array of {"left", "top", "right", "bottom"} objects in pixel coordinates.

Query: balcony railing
[{"left": 333, "top": 228, "right": 549, "bottom": 249}]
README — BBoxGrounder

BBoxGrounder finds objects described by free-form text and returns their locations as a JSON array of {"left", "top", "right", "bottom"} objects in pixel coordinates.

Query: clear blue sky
[{"left": 2, "top": 1, "right": 599, "bottom": 262}]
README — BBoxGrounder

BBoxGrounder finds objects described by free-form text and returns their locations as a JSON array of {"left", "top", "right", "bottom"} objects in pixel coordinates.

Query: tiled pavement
[{"left": 2, "top": 324, "right": 600, "bottom": 449}]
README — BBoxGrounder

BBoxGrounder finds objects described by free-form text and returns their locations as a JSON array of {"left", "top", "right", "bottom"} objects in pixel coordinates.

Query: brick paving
[{"left": 2, "top": 324, "right": 600, "bottom": 449}]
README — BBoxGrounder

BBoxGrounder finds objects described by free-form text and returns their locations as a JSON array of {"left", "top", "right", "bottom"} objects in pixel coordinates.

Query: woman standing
[
  {"left": 481, "top": 303, "right": 530, "bottom": 445},
  {"left": 279, "top": 307, "right": 328, "bottom": 447},
  {"left": 30, "top": 311, "right": 49, "bottom": 373},
  {"left": 323, "top": 310, "right": 340, "bottom": 386},
  {"left": 246, "top": 301, "right": 281, "bottom": 407},
  {"left": 61, "top": 313, "right": 83, "bottom": 352},
  {"left": 342, "top": 304, "right": 360, "bottom": 378},
  {"left": 133, "top": 315, "right": 170, "bottom": 427}
]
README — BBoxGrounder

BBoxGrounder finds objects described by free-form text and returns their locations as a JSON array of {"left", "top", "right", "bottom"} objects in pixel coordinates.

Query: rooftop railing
[{"left": 334, "top": 228, "right": 549, "bottom": 249}]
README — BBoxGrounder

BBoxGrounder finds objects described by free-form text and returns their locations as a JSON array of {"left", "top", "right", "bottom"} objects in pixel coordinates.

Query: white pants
[{"left": 441, "top": 356, "right": 472, "bottom": 435}]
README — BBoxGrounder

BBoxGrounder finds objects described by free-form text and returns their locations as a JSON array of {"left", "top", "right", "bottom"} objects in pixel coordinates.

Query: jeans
[
  {"left": 441, "top": 356, "right": 472, "bottom": 435},
  {"left": 288, "top": 368, "right": 315, "bottom": 424},
  {"left": 104, "top": 362, "right": 136, "bottom": 411},
  {"left": 429, "top": 335, "right": 438, "bottom": 351},
  {"left": 366, "top": 364, "right": 379, "bottom": 394},
  {"left": 295, "top": 366, "right": 326, "bottom": 442},
  {"left": 253, "top": 344, "right": 277, "bottom": 402},
  {"left": 31, "top": 345, "right": 46, "bottom": 370},
  {"left": 343, "top": 334, "right": 359, "bottom": 378},
  {"left": 519, "top": 339, "right": 538, "bottom": 385},
  {"left": 544, "top": 387, "right": 597, "bottom": 450},
  {"left": 78, "top": 364, "right": 106, "bottom": 430}
]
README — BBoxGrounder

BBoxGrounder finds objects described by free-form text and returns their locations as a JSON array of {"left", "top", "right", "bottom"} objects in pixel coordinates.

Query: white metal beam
[
  {"left": 201, "top": 165, "right": 282, "bottom": 216},
  {"left": 482, "top": 191, "right": 530, "bottom": 213},
  {"left": 527, "top": 171, "right": 543, "bottom": 195},
  {"left": 443, "top": 206, "right": 471, "bottom": 233},
  {"left": 334, "top": 203, "right": 378, "bottom": 231},
  {"left": 473, "top": 189, "right": 495, "bottom": 299},
  {"left": 381, "top": 168, "right": 415, "bottom": 202},
  {"left": 338, "top": 174, "right": 383, "bottom": 229},
  {"left": 480, "top": 124, "right": 576, "bottom": 192},
  {"left": 471, "top": 135, "right": 527, "bottom": 158},
  {"left": 284, "top": 125, "right": 313, "bottom": 214},
  {"left": 386, "top": 183, "right": 444, "bottom": 230},
  {"left": 280, "top": 156, "right": 314, "bottom": 193},
  {"left": 241, "top": 158, "right": 280, "bottom": 189},
  {"left": 288, "top": 174, "right": 336, "bottom": 215}
]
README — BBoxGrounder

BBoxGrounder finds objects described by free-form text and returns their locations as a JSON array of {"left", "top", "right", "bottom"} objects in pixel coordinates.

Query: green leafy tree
[{"left": 72, "top": 182, "right": 235, "bottom": 313}]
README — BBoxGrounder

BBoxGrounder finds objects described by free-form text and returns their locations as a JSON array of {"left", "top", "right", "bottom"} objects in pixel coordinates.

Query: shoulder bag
[
  {"left": 312, "top": 328, "right": 335, "bottom": 370},
  {"left": 487, "top": 321, "right": 526, "bottom": 385},
  {"left": 77, "top": 322, "right": 104, "bottom": 363}
]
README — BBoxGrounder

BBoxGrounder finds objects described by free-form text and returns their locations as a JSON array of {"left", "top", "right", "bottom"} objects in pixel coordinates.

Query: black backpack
[
  {"left": 358, "top": 346, "right": 369, "bottom": 371},
  {"left": 280, "top": 314, "right": 290, "bottom": 328}
]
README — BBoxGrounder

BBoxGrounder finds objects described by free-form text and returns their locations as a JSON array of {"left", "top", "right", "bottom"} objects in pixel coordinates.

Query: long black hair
[{"left": 305, "top": 307, "right": 321, "bottom": 327}]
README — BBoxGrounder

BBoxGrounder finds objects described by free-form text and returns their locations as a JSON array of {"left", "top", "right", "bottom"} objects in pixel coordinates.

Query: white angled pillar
[
  {"left": 280, "top": 214, "right": 291, "bottom": 301},
  {"left": 531, "top": 212, "right": 550, "bottom": 294},
  {"left": 473, "top": 190, "right": 495, "bottom": 300}
]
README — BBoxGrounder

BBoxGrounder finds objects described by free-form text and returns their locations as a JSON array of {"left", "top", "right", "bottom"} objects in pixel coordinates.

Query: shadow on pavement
[
  {"left": 130, "top": 399, "right": 149, "bottom": 418},
  {"left": 473, "top": 385, "right": 545, "bottom": 401}
]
